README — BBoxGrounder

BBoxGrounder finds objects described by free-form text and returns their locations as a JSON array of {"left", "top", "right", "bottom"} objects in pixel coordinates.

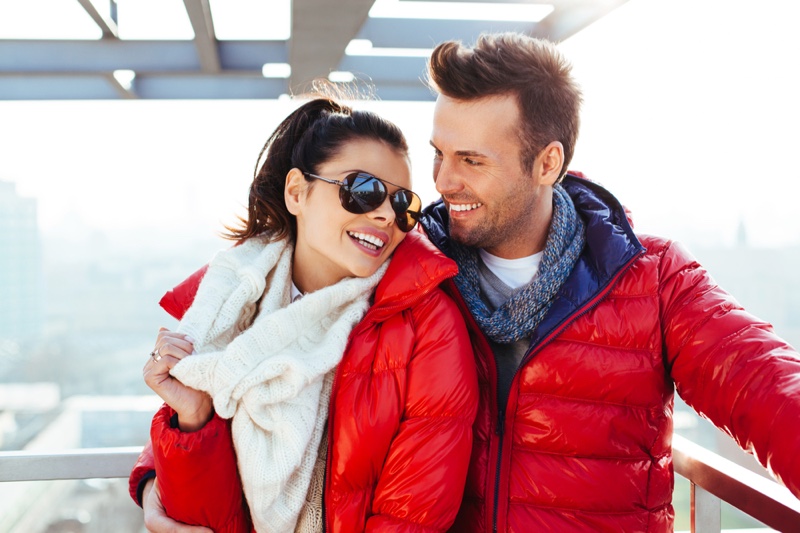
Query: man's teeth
[
  {"left": 348, "top": 232, "right": 386, "bottom": 250},
  {"left": 450, "top": 202, "right": 483, "bottom": 212}
]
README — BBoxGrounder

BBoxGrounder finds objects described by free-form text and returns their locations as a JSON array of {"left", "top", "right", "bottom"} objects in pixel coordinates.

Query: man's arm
[{"left": 659, "top": 239, "right": 800, "bottom": 497}]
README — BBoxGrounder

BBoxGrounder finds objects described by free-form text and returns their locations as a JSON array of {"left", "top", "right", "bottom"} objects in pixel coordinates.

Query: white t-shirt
[{"left": 478, "top": 249, "right": 543, "bottom": 290}]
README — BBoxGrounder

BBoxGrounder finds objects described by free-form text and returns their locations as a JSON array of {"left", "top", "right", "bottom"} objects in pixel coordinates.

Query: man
[
  {"left": 138, "top": 33, "right": 800, "bottom": 533},
  {"left": 420, "top": 32, "right": 800, "bottom": 532}
]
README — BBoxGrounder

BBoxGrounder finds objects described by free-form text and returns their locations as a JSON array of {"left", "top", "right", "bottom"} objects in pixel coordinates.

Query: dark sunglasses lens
[
  {"left": 391, "top": 190, "right": 422, "bottom": 232},
  {"left": 340, "top": 173, "right": 387, "bottom": 214}
]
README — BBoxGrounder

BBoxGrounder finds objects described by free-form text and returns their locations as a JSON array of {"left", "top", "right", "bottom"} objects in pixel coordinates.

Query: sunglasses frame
[{"left": 303, "top": 171, "right": 421, "bottom": 232}]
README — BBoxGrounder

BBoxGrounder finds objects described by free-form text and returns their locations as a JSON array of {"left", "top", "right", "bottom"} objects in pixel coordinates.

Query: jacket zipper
[
  {"left": 489, "top": 248, "right": 644, "bottom": 533},
  {"left": 321, "top": 268, "right": 457, "bottom": 532},
  {"left": 491, "top": 407, "right": 504, "bottom": 533}
]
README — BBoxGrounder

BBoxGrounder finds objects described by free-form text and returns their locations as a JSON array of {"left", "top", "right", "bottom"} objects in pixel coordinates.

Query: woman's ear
[{"left": 284, "top": 168, "right": 307, "bottom": 215}]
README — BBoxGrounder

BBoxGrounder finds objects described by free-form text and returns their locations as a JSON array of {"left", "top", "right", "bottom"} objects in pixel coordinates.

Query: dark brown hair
[
  {"left": 427, "top": 32, "right": 582, "bottom": 179},
  {"left": 223, "top": 93, "right": 409, "bottom": 242}
]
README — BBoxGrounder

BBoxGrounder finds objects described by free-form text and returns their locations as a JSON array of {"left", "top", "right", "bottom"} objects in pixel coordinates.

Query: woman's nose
[{"left": 367, "top": 195, "right": 396, "bottom": 226}]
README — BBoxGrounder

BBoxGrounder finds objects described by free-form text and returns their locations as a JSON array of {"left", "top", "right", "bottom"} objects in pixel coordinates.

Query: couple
[{"left": 131, "top": 33, "right": 800, "bottom": 532}]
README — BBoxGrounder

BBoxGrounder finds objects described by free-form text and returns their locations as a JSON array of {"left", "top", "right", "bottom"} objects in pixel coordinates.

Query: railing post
[{"left": 690, "top": 482, "right": 721, "bottom": 533}]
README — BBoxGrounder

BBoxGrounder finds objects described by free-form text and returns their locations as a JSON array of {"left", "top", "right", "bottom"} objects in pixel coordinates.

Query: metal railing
[
  {"left": 672, "top": 434, "right": 800, "bottom": 532},
  {"left": 1, "top": 436, "right": 799, "bottom": 532},
  {"left": 0, "top": 446, "right": 141, "bottom": 482}
]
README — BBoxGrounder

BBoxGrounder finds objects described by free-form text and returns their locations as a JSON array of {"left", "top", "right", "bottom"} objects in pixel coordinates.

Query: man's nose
[{"left": 434, "top": 158, "right": 461, "bottom": 195}]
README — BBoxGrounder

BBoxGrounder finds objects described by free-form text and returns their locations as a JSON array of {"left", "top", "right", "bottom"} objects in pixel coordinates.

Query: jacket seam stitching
[
  {"left": 507, "top": 501, "right": 671, "bottom": 515},
  {"left": 545, "top": 336, "right": 654, "bottom": 354},
  {"left": 509, "top": 445, "right": 657, "bottom": 461},
  {"left": 516, "top": 390, "right": 661, "bottom": 411}
]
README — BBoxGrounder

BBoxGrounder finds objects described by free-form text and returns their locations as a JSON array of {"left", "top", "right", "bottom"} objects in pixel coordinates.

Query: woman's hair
[
  {"left": 223, "top": 93, "right": 409, "bottom": 242},
  {"left": 427, "top": 32, "right": 582, "bottom": 180}
]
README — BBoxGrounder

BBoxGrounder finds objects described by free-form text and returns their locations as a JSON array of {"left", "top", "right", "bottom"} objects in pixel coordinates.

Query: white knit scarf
[{"left": 169, "top": 235, "right": 389, "bottom": 533}]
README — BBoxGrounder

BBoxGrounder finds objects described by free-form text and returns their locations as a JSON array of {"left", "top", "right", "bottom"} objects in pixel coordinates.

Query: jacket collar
[
  {"left": 367, "top": 229, "right": 459, "bottom": 320},
  {"left": 420, "top": 173, "right": 646, "bottom": 346}
]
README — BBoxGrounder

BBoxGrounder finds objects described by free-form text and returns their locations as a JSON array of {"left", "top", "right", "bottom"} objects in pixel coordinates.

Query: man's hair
[{"left": 427, "top": 32, "right": 582, "bottom": 179}]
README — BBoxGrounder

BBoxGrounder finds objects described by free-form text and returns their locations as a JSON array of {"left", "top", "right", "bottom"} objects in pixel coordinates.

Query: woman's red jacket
[{"left": 128, "top": 230, "right": 479, "bottom": 532}]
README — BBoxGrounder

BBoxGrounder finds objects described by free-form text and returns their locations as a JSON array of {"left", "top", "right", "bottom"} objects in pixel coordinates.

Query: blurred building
[{"left": 0, "top": 181, "right": 44, "bottom": 342}]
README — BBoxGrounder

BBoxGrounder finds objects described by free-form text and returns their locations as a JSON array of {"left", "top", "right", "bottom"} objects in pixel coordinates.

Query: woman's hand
[
  {"left": 142, "top": 478, "right": 212, "bottom": 533},
  {"left": 143, "top": 327, "right": 213, "bottom": 432}
]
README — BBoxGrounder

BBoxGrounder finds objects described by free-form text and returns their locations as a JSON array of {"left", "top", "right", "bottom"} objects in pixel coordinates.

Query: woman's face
[{"left": 287, "top": 138, "right": 412, "bottom": 293}]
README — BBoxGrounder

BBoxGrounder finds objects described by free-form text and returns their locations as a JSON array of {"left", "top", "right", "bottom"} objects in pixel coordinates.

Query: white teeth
[
  {"left": 348, "top": 231, "right": 386, "bottom": 249},
  {"left": 450, "top": 202, "right": 483, "bottom": 212}
]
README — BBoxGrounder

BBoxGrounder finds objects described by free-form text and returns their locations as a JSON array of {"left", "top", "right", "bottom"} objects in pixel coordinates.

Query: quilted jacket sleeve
[
  {"left": 129, "top": 437, "right": 156, "bottom": 505},
  {"left": 128, "top": 265, "right": 209, "bottom": 506},
  {"left": 659, "top": 239, "right": 800, "bottom": 497},
  {"left": 150, "top": 403, "right": 251, "bottom": 533},
  {"left": 367, "top": 289, "right": 479, "bottom": 532}
]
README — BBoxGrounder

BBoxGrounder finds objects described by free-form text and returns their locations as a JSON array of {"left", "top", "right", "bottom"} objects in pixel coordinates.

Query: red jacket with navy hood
[
  {"left": 128, "top": 230, "right": 479, "bottom": 532},
  {"left": 421, "top": 174, "right": 800, "bottom": 532}
]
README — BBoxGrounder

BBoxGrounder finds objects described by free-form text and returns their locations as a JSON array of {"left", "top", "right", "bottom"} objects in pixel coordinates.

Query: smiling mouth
[
  {"left": 347, "top": 231, "right": 386, "bottom": 251},
  {"left": 450, "top": 202, "right": 483, "bottom": 212}
]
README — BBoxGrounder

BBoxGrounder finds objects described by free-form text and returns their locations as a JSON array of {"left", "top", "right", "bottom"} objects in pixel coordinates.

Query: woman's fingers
[
  {"left": 156, "top": 341, "right": 192, "bottom": 362},
  {"left": 155, "top": 328, "right": 196, "bottom": 359}
]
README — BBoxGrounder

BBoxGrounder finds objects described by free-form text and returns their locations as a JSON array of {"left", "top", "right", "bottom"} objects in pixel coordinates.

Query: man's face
[{"left": 430, "top": 94, "right": 555, "bottom": 259}]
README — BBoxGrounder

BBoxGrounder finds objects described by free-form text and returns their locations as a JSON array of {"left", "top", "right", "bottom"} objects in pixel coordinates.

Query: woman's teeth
[{"left": 348, "top": 232, "right": 386, "bottom": 250}]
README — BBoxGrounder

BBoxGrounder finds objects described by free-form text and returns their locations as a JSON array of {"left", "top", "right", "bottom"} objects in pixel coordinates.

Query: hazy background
[
  {"left": 2, "top": 0, "right": 799, "bottom": 250},
  {"left": 1, "top": 1, "right": 799, "bottom": 530}
]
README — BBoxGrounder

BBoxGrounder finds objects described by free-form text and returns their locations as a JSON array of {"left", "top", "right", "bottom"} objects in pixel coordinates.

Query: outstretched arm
[{"left": 660, "top": 240, "right": 800, "bottom": 497}]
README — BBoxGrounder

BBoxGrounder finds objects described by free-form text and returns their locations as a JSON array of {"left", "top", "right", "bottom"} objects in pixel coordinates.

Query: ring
[{"left": 150, "top": 348, "right": 162, "bottom": 363}]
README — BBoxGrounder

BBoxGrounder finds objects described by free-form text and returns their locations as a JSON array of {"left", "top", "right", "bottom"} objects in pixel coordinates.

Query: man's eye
[{"left": 464, "top": 158, "right": 479, "bottom": 166}]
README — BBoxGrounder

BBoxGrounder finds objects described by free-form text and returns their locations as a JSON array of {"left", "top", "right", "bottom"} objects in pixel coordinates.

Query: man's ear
[
  {"left": 284, "top": 168, "right": 307, "bottom": 215},
  {"left": 535, "top": 141, "right": 564, "bottom": 186}
]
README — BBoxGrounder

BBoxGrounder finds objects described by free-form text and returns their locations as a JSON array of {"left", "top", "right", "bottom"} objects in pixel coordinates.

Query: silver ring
[{"left": 150, "top": 348, "right": 162, "bottom": 363}]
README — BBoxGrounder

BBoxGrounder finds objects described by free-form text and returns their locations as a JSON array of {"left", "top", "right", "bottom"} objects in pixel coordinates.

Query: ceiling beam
[
  {"left": 0, "top": 72, "right": 290, "bottom": 100},
  {"left": 75, "top": 0, "right": 119, "bottom": 39},
  {"left": 0, "top": 41, "right": 286, "bottom": 73},
  {"left": 289, "top": 0, "right": 376, "bottom": 93},
  {"left": 182, "top": 0, "right": 221, "bottom": 72}
]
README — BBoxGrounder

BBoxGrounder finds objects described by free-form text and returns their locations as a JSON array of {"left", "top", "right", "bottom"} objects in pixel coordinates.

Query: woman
[{"left": 128, "top": 96, "right": 478, "bottom": 533}]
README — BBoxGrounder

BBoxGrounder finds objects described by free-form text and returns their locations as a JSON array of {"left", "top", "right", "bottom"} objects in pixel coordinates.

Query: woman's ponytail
[{"left": 223, "top": 97, "right": 352, "bottom": 242}]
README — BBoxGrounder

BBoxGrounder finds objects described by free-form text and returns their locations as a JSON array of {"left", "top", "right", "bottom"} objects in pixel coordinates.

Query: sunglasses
[{"left": 303, "top": 171, "right": 422, "bottom": 232}]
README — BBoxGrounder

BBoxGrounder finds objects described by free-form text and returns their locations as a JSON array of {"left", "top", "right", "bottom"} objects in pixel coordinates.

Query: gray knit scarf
[{"left": 449, "top": 184, "right": 585, "bottom": 344}]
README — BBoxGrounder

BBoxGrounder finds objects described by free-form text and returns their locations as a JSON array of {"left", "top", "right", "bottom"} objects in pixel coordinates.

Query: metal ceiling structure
[{"left": 0, "top": 0, "right": 629, "bottom": 101}]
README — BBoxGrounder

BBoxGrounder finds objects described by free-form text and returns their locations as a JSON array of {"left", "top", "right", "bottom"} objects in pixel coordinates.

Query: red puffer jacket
[
  {"left": 128, "top": 230, "right": 479, "bottom": 532},
  {"left": 422, "top": 174, "right": 800, "bottom": 532}
]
